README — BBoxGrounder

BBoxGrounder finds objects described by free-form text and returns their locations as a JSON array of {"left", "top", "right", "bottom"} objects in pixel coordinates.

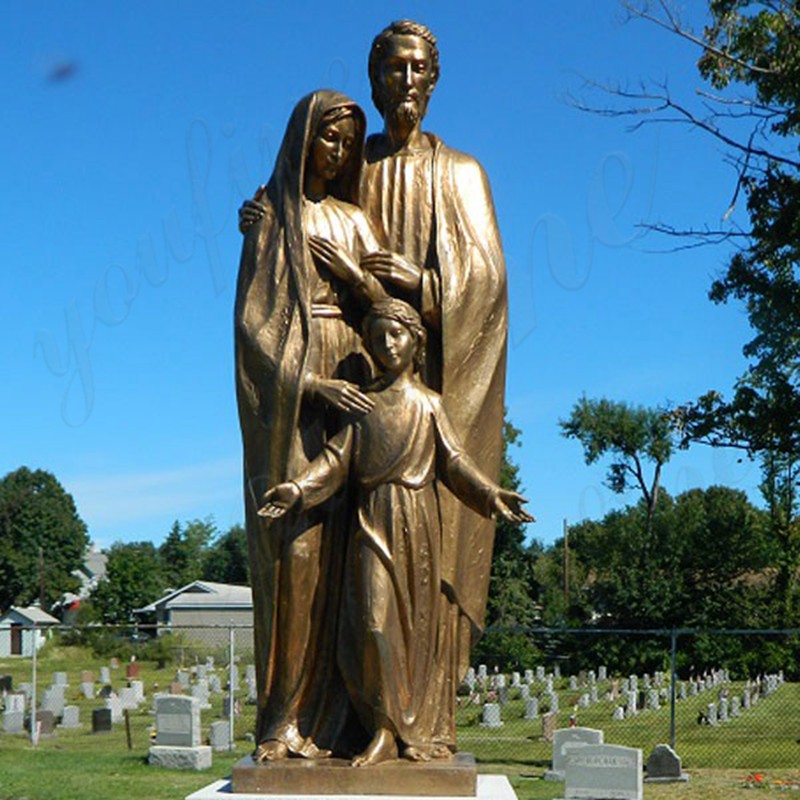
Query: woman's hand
[
  {"left": 239, "top": 199, "right": 268, "bottom": 233},
  {"left": 308, "top": 376, "right": 374, "bottom": 415},
  {"left": 258, "top": 482, "right": 302, "bottom": 518},
  {"left": 491, "top": 489, "right": 535, "bottom": 524},
  {"left": 309, "top": 236, "right": 363, "bottom": 286},
  {"left": 361, "top": 251, "right": 422, "bottom": 292}
]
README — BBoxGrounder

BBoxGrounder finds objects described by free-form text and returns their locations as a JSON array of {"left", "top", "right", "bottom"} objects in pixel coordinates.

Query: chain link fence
[{"left": 1, "top": 623, "right": 798, "bottom": 784}]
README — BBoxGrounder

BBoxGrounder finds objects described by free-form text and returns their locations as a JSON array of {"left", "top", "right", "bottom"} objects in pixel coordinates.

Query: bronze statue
[
  {"left": 259, "top": 299, "right": 531, "bottom": 767},
  {"left": 236, "top": 20, "right": 517, "bottom": 770},
  {"left": 358, "top": 20, "right": 509, "bottom": 753}
]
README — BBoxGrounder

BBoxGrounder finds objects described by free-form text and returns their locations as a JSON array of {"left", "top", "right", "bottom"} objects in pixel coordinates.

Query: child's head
[{"left": 363, "top": 298, "right": 426, "bottom": 373}]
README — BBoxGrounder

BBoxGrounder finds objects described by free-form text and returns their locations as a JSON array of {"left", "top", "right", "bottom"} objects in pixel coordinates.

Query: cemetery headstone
[
  {"left": 0, "top": 675, "right": 12, "bottom": 693},
  {"left": 524, "top": 697, "right": 539, "bottom": 720},
  {"left": 110, "top": 657, "right": 120, "bottom": 669},
  {"left": 545, "top": 726, "right": 605, "bottom": 781},
  {"left": 125, "top": 663, "right": 141, "bottom": 680},
  {"left": 731, "top": 696, "right": 741, "bottom": 717},
  {"left": 3, "top": 711, "right": 25, "bottom": 734},
  {"left": 548, "top": 691, "right": 559, "bottom": 714},
  {"left": 536, "top": 666, "right": 545, "bottom": 682},
  {"left": 104, "top": 696, "right": 123, "bottom": 723},
  {"left": 81, "top": 681, "right": 95, "bottom": 700},
  {"left": 524, "top": 669, "right": 534, "bottom": 684},
  {"left": 149, "top": 695, "right": 211, "bottom": 771},
  {"left": 569, "top": 676, "right": 579, "bottom": 691},
  {"left": 53, "top": 672, "right": 68, "bottom": 686},
  {"left": 209, "top": 720, "right": 230, "bottom": 751},
  {"left": 176, "top": 670, "right": 191, "bottom": 689},
  {"left": 645, "top": 744, "right": 689, "bottom": 783},
  {"left": 92, "top": 707, "right": 112, "bottom": 734},
  {"left": 6, "top": 694, "right": 25, "bottom": 713},
  {"left": 155, "top": 695, "right": 201, "bottom": 747},
  {"left": 59, "top": 706, "right": 81, "bottom": 729},
  {"left": 564, "top": 743, "right": 643, "bottom": 800},
  {"left": 480, "top": 702, "right": 502, "bottom": 728},
  {"left": 520, "top": 684, "right": 530, "bottom": 701},
  {"left": 119, "top": 687, "right": 139, "bottom": 710},
  {"left": 100, "top": 666, "right": 111, "bottom": 684},
  {"left": 554, "top": 665, "right": 561, "bottom": 679},
  {"left": 498, "top": 686, "right": 510, "bottom": 706},
  {"left": 613, "top": 706, "right": 625, "bottom": 721},
  {"left": 707, "top": 703, "right": 718, "bottom": 726},
  {"left": 598, "top": 665, "right": 607, "bottom": 682},
  {"left": 541, "top": 711, "right": 558, "bottom": 743},
  {"left": 578, "top": 693, "right": 590, "bottom": 709},
  {"left": 511, "top": 671, "right": 521, "bottom": 688},
  {"left": 719, "top": 697, "right": 729, "bottom": 722},
  {"left": 647, "top": 689, "right": 660, "bottom": 711},
  {"left": 35, "top": 710, "right": 56, "bottom": 737},
  {"left": 80, "top": 670, "right": 94, "bottom": 684},
  {"left": 40, "top": 688, "right": 64, "bottom": 719}
]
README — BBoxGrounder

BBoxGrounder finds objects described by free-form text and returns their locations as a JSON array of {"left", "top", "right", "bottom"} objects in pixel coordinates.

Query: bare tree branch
[{"left": 621, "top": 0, "right": 780, "bottom": 77}]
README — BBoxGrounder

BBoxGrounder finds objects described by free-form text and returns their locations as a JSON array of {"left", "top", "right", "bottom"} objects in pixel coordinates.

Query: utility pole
[
  {"left": 563, "top": 518, "right": 569, "bottom": 613},
  {"left": 39, "top": 545, "right": 45, "bottom": 608}
]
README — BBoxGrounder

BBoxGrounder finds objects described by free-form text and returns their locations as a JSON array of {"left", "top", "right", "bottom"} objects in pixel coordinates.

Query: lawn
[{"left": 2, "top": 645, "right": 799, "bottom": 800}]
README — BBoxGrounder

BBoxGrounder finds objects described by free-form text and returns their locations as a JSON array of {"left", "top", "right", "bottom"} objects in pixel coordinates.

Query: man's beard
[{"left": 386, "top": 98, "right": 423, "bottom": 131}]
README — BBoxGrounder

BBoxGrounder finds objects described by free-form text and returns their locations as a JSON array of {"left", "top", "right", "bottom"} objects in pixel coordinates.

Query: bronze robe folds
[{"left": 291, "top": 379, "right": 497, "bottom": 751}]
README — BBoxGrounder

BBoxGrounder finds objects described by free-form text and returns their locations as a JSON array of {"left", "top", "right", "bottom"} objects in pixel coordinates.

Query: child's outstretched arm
[{"left": 258, "top": 482, "right": 302, "bottom": 518}]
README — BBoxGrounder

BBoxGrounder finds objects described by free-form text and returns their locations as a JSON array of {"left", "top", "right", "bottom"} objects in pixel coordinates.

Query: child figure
[{"left": 259, "top": 298, "right": 533, "bottom": 767}]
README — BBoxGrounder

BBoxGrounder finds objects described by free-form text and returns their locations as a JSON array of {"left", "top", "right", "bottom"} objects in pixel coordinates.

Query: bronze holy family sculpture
[{"left": 235, "top": 20, "right": 532, "bottom": 771}]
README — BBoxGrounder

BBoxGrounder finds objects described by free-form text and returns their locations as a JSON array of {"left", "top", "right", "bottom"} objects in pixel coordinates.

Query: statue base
[
  {"left": 227, "top": 752, "right": 479, "bottom": 796},
  {"left": 187, "top": 770, "right": 518, "bottom": 800}
]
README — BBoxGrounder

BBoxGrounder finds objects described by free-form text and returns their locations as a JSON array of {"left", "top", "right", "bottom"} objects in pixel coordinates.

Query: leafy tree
[
  {"left": 158, "top": 517, "right": 216, "bottom": 588},
  {"left": 0, "top": 467, "right": 88, "bottom": 611},
  {"left": 202, "top": 523, "right": 249, "bottom": 584},
  {"left": 597, "top": 1, "right": 800, "bottom": 623},
  {"left": 90, "top": 541, "right": 165, "bottom": 623},
  {"left": 474, "top": 416, "right": 542, "bottom": 668},
  {"left": 560, "top": 397, "right": 675, "bottom": 532}
]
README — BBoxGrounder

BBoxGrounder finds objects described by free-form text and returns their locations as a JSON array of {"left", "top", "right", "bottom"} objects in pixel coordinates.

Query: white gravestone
[
  {"left": 59, "top": 706, "right": 81, "bottom": 729},
  {"left": 524, "top": 697, "right": 538, "bottom": 720},
  {"left": 480, "top": 702, "right": 502, "bottom": 728},
  {"left": 155, "top": 695, "right": 201, "bottom": 747},
  {"left": 565, "top": 743, "right": 643, "bottom": 800},
  {"left": 545, "top": 727, "right": 604, "bottom": 781},
  {"left": 598, "top": 666, "right": 607, "bottom": 682}
]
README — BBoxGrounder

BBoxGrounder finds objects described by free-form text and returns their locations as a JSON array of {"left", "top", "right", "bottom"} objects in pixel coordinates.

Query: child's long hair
[{"left": 363, "top": 298, "right": 427, "bottom": 371}]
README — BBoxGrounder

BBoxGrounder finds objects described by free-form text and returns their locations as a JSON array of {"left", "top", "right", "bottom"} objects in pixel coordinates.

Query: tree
[
  {"left": 474, "top": 416, "right": 542, "bottom": 668},
  {"left": 90, "top": 541, "right": 165, "bottom": 624},
  {"left": 591, "top": 0, "right": 800, "bottom": 622},
  {"left": 560, "top": 397, "right": 675, "bottom": 532},
  {"left": 0, "top": 467, "right": 88, "bottom": 611},
  {"left": 158, "top": 517, "right": 216, "bottom": 588},
  {"left": 202, "top": 523, "right": 249, "bottom": 584}
]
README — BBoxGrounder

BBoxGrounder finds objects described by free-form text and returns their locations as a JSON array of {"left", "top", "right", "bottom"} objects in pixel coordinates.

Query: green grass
[{"left": 2, "top": 647, "right": 799, "bottom": 800}]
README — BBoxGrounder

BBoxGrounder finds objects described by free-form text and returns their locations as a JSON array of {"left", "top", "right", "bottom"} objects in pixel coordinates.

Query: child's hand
[
  {"left": 258, "top": 482, "right": 302, "bottom": 518},
  {"left": 491, "top": 489, "right": 535, "bottom": 524}
]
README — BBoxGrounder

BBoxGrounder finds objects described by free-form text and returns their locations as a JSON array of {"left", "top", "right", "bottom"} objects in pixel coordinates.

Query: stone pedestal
[
  {"left": 149, "top": 744, "right": 212, "bottom": 771},
  {"left": 232, "top": 753, "right": 478, "bottom": 797},
  {"left": 187, "top": 773, "right": 517, "bottom": 800}
]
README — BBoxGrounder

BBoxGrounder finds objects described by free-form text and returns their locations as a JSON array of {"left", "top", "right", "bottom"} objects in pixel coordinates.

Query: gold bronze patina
[{"left": 235, "top": 19, "right": 532, "bottom": 785}]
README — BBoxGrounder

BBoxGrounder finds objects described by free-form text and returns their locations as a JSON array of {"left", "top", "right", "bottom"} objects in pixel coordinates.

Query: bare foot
[
  {"left": 296, "top": 738, "right": 332, "bottom": 760},
  {"left": 254, "top": 739, "right": 288, "bottom": 761},
  {"left": 431, "top": 743, "right": 453, "bottom": 760},
  {"left": 351, "top": 727, "right": 398, "bottom": 767},
  {"left": 402, "top": 745, "right": 432, "bottom": 762}
]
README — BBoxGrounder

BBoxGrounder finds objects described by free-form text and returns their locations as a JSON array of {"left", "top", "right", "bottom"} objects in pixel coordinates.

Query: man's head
[{"left": 368, "top": 20, "right": 439, "bottom": 130}]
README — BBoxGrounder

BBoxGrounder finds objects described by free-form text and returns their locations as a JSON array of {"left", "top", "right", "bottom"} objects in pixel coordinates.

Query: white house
[
  {"left": 0, "top": 605, "right": 59, "bottom": 657},
  {"left": 135, "top": 580, "right": 253, "bottom": 651}
]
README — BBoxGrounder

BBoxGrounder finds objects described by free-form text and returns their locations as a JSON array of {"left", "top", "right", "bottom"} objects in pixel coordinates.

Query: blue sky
[{"left": 2, "top": 2, "right": 759, "bottom": 550}]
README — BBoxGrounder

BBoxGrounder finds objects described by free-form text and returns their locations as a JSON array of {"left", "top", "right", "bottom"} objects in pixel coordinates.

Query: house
[
  {"left": 0, "top": 605, "right": 59, "bottom": 657},
  {"left": 134, "top": 580, "right": 253, "bottom": 651},
  {"left": 56, "top": 543, "right": 109, "bottom": 624}
]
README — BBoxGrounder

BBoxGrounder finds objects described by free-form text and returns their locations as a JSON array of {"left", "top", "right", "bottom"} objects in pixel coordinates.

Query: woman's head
[
  {"left": 363, "top": 298, "right": 426, "bottom": 373},
  {"left": 306, "top": 105, "right": 360, "bottom": 188}
]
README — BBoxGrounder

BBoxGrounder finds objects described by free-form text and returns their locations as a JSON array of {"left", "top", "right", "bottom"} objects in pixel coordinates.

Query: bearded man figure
[{"left": 358, "top": 20, "right": 508, "bottom": 756}]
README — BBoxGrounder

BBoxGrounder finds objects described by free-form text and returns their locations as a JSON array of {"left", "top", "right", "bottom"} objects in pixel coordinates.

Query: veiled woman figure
[{"left": 235, "top": 90, "right": 387, "bottom": 761}]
